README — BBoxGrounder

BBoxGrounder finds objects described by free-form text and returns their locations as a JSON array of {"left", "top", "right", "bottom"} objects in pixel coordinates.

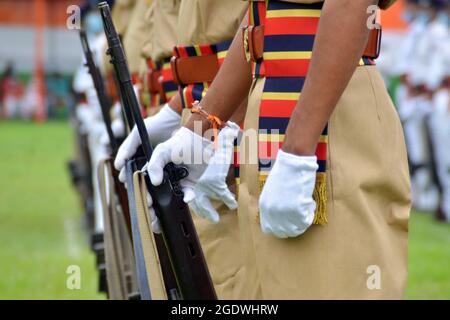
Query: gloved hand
[
  {"left": 114, "top": 104, "right": 181, "bottom": 182},
  {"left": 146, "top": 192, "right": 162, "bottom": 234},
  {"left": 259, "top": 149, "right": 318, "bottom": 239},
  {"left": 147, "top": 126, "right": 214, "bottom": 204},
  {"left": 99, "top": 117, "right": 126, "bottom": 146},
  {"left": 76, "top": 103, "right": 98, "bottom": 134},
  {"left": 190, "top": 122, "right": 240, "bottom": 223}
]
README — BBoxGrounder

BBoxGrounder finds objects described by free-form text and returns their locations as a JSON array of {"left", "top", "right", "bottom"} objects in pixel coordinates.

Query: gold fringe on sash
[
  {"left": 258, "top": 172, "right": 328, "bottom": 226},
  {"left": 312, "top": 172, "right": 327, "bottom": 225}
]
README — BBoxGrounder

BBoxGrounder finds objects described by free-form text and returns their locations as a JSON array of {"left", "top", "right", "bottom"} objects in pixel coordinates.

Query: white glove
[
  {"left": 76, "top": 104, "right": 98, "bottom": 134},
  {"left": 147, "top": 127, "right": 214, "bottom": 204},
  {"left": 146, "top": 192, "right": 162, "bottom": 234},
  {"left": 99, "top": 117, "right": 126, "bottom": 146},
  {"left": 114, "top": 104, "right": 181, "bottom": 182},
  {"left": 259, "top": 150, "right": 318, "bottom": 239},
  {"left": 190, "top": 122, "right": 240, "bottom": 223}
]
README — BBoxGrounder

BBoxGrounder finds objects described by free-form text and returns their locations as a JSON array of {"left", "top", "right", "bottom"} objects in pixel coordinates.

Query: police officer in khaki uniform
[{"left": 146, "top": 0, "right": 411, "bottom": 299}]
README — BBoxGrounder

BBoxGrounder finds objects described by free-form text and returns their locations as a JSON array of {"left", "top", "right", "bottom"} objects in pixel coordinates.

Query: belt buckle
[{"left": 242, "top": 26, "right": 251, "bottom": 63}]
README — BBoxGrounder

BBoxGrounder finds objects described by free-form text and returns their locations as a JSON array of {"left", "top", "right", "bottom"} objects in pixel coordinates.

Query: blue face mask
[
  {"left": 85, "top": 13, "right": 103, "bottom": 35},
  {"left": 401, "top": 10, "right": 415, "bottom": 23},
  {"left": 436, "top": 12, "right": 449, "bottom": 26},
  {"left": 415, "top": 11, "right": 431, "bottom": 25}
]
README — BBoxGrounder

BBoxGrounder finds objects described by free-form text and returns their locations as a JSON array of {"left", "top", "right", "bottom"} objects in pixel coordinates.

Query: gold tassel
[
  {"left": 313, "top": 173, "right": 328, "bottom": 225},
  {"left": 258, "top": 173, "right": 328, "bottom": 225}
]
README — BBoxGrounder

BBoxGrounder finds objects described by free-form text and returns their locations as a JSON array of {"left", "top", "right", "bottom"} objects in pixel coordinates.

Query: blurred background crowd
[
  {"left": 0, "top": 0, "right": 449, "bottom": 299},
  {"left": 379, "top": 0, "right": 450, "bottom": 223}
]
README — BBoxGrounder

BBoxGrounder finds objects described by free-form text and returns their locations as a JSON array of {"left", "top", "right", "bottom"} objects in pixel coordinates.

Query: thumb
[
  {"left": 148, "top": 145, "right": 170, "bottom": 187},
  {"left": 182, "top": 186, "right": 196, "bottom": 204},
  {"left": 118, "top": 167, "right": 127, "bottom": 184},
  {"left": 191, "top": 193, "right": 220, "bottom": 224},
  {"left": 148, "top": 207, "right": 162, "bottom": 234},
  {"left": 221, "top": 188, "right": 238, "bottom": 210}
]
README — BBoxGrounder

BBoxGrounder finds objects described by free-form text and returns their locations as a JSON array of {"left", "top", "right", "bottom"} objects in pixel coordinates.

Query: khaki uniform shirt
[
  {"left": 177, "top": 0, "right": 248, "bottom": 46},
  {"left": 150, "top": 0, "right": 181, "bottom": 62},
  {"left": 123, "top": 0, "right": 151, "bottom": 73},
  {"left": 141, "top": 2, "right": 154, "bottom": 59},
  {"left": 112, "top": 0, "right": 137, "bottom": 35},
  {"left": 103, "top": 0, "right": 137, "bottom": 75}
]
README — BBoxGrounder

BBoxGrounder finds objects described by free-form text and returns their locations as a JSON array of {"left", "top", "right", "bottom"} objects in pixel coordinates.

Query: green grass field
[
  {"left": 0, "top": 120, "right": 104, "bottom": 299},
  {"left": 0, "top": 121, "right": 449, "bottom": 299}
]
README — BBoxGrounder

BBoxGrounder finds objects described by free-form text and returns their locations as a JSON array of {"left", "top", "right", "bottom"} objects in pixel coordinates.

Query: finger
[
  {"left": 146, "top": 192, "right": 153, "bottom": 207},
  {"left": 221, "top": 188, "right": 238, "bottom": 210},
  {"left": 260, "top": 221, "right": 273, "bottom": 236},
  {"left": 202, "top": 198, "right": 220, "bottom": 224},
  {"left": 191, "top": 194, "right": 220, "bottom": 224},
  {"left": 148, "top": 146, "right": 169, "bottom": 187},
  {"left": 148, "top": 207, "right": 162, "bottom": 234},
  {"left": 272, "top": 226, "right": 289, "bottom": 239},
  {"left": 114, "top": 128, "right": 139, "bottom": 170},
  {"left": 190, "top": 199, "right": 206, "bottom": 219},
  {"left": 114, "top": 138, "right": 131, "bottom": 170},
  {"left": 182, "top": 186, "right": 196, "bottom": 204},
  {"left": 118, "top": 167, "right": 127, "bottom": 183},
  {"left": 99, "top": 133, "right": 109, "bottom": 146},
  {"left": 286, "top": 226, "right": 304, "bottom": 238}
]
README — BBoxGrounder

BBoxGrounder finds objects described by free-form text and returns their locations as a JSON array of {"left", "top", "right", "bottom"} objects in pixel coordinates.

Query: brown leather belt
[
  {"left": 170, "top": 26, "right": 382, "bottom": 86},
  {"left": 243, "top": 25, "right": 382, "bottom": 62},
  {"left": 170, "top": 54, "right": 220, "bottom": 86}
]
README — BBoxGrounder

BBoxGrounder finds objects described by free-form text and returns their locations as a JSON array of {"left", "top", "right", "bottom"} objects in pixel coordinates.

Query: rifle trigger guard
[{"left": 172, "top": 166, "right": 189, "bottom": 182}]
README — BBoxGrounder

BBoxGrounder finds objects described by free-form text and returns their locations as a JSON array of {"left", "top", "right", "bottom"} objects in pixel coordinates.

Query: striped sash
[
  {"left": 155, "top": 57, "right": 178, "bottom": 103},
  {"left": 141, "top": 59, "right": 159, "bottom": 110},
  {"left": 254, "top": 0, "right": 375, "bottom": 225},
  {"left": 141, "top": 57, "right": 178, "bottom": 114}
]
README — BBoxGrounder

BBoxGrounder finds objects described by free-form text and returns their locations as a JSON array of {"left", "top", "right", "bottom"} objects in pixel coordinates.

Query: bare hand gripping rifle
[{"left": 98, "top": 2, "right": 216, "bottom": 300}]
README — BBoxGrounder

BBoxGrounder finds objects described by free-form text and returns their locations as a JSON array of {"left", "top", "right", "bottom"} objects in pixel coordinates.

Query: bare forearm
[
  {"left": 283, "top": 0, "right": 377, "bottom": 156},
  {"left": 186, "top": 13, "right": 252, "bottom": 132}
]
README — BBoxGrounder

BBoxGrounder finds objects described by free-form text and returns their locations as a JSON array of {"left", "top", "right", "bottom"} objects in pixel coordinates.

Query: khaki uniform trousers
[{"left": 235, "top": 66, "right": 411, "bottom": 299}]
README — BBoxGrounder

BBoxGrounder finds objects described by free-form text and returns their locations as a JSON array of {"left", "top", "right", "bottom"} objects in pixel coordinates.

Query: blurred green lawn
[
  {"left": 0, "top": 120, "right": 104, "bottom": 299},
  {"left": 0, "top": 121, "right": 449, "bottom": 299}
]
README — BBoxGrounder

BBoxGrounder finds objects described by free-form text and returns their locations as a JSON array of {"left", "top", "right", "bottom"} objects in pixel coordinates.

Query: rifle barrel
[{"left": 79, "top": 30, "right": 119, "bottom": 154}]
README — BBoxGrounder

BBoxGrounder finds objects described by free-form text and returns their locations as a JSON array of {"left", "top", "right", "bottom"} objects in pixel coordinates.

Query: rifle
[
  {"left": 99, "top": 1, "right": 216, "bottom": 300},
  {"left": 79, "top": 29, "right": 134, "bottom": 239},
  {"left": 79, "top": 30, "right": 118, "bottom": 154},
  {"left": 81, "top": 29, "right": 181, "bottom": 301}
]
